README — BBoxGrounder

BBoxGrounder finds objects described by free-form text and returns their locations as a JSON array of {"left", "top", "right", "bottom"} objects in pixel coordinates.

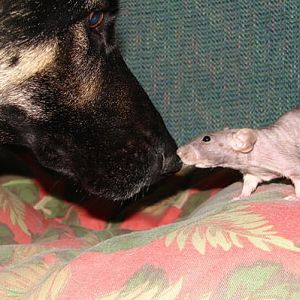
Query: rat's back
[
  {"left": 273, "top": 108, "right": 300, "bottom": 133},
  {"left": 253, "top": 107, "right": 300, "bottom": 178}
]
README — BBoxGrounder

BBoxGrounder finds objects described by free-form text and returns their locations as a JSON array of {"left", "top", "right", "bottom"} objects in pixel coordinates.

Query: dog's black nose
[{"left": 161, "top": 153, "right": 182, "bottom": 175}]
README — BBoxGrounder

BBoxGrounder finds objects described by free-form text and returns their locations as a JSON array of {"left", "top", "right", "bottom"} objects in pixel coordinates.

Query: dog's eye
[
  {"left": 202, "top": 136, "right": 211, "bottom": 142},
  {"left": 88, "top": 10, "right": 105, "bottom": 29}
]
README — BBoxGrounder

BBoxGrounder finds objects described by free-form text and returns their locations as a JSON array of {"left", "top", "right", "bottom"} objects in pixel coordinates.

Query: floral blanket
[{"left": 0, "top": 151, "right": 300, "bottom": 299}]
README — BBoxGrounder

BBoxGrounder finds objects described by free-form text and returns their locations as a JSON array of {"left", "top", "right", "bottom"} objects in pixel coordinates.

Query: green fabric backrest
[{"left": 116, "top": 0, "right": 299, "bottom": 145}]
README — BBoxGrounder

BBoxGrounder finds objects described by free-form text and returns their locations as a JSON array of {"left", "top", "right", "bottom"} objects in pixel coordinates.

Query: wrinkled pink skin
[{"left": 177, "top": 108, "right": 300, "bottom": 200}]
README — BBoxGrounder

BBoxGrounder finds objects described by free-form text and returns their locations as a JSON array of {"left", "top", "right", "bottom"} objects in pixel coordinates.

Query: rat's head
[
  {"left": 177, "top": 128, "right": 257, "bottom": 168},
  {"left": 0, "top": 0, "right": 182, "bottom": 200}
]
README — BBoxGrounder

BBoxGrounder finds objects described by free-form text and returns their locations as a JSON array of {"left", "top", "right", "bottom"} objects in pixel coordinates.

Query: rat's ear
[{"left": 231, "top": 128, "right": 257, "bottom": 153}]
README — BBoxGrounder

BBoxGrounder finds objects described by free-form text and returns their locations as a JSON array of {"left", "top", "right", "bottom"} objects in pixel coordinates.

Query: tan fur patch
[
  {"left": 67, "top": 24, "right": 102, "bottom": 108},
  {"left": 4, "top": 88, "right": 45, "bottom": 120},
  {"left": 77, "top": 77, "right": 99, "bottom": 107},
  {"left": 0, "top": 41, "right": 58, "bottom": 119},
  {"left": 70, "top": 23, "right": 88, "bottom": 65},
  {"left": 0, "top": 40, "right": 58, "bottom": 92}
]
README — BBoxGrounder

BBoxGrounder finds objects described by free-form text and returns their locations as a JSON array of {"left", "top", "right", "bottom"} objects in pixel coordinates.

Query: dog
[{"left": 0, "top": 0, "right": 182, "bottom": 200}]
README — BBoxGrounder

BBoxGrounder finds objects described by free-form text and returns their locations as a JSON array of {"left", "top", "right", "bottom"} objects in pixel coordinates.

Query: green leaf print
[
  {"left": 0, "top": 259, "right": 70, "bottom": 299},
  {"left": 2, "top": 179, "right": 39, "bottom": 204},
  {"left": 34, "top": 195, "right": 67, "bottom": 219},
  {"left": 0, "top": 185, "right": 30, "bottom": 236},
  {"left": 0, "top": 224, "right": 15, "bottom": 245},
  {"left": 32, "top": 228, "right": 67, "bottom": 243},
  {"left": 98, "top": 265, "right": 183, "bottom": 300},
  {"left": 0, "top": 225, "right": 15, "bottom": 265},
  {"left": 214, "top": 262, "right": 300, "bottom": 299},
  {"left": 164, "top": 205, "right": 300, "bottom": 254}
]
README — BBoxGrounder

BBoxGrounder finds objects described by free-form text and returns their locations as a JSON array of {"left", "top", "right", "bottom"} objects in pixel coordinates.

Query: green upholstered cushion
[{"left": 116, "top": 0, "right": 299, "bottom": 145}]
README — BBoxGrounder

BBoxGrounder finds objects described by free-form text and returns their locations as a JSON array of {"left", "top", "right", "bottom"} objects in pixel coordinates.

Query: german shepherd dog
[{"left": 0, "top": 0, "right": 181, "bottom": 200}]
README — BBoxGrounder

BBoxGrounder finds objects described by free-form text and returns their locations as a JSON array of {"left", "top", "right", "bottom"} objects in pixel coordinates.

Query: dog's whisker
[{"left": 161, "top": 152, "right": 166, "bottom": 171}]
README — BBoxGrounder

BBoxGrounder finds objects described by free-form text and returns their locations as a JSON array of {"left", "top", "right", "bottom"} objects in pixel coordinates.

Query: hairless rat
[{"left": 177, "top": 108, "right": 300, "bottom": 200}]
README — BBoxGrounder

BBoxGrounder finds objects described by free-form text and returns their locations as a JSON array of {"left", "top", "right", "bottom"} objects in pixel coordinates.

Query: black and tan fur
[{"left": 0, "top": 0, "right": 181, "bottom": 200}]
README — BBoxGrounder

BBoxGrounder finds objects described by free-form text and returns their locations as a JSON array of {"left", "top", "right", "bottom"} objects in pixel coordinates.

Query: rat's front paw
[{"left": 231, "top": 196, "right": 241, "bottom": 201}]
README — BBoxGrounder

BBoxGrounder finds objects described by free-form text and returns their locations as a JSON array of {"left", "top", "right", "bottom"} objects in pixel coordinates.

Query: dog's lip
[{"left": 81, "top": 169, "right": 154, "bottom": 200}]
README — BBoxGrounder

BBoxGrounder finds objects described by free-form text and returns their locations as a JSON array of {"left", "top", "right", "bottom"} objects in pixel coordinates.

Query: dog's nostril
[{"left": 161, "top": 153, "right": 182, "bottom": 175}]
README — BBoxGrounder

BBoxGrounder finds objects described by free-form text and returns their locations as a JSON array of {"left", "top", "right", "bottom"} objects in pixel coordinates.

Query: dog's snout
[
  {"left": 156, "top": 131, "right": 183, "bottom": 176},
  {"left": 162, "top": 153, "right": 182, "bottom": 175}
]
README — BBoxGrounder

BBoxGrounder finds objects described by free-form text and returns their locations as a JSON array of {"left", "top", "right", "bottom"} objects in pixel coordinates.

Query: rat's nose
[{"left": 177, "top": 145, "right": 198, "bottom": 165}]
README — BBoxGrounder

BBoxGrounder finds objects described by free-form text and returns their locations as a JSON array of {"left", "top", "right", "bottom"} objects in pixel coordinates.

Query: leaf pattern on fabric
[
  {"left": 0, "top": 169, "right": 300, "bottom": 299},
  {"left": 2, "top": 179, "right": 39, "bottom": 204},
  {"left": 164, "top": 205, "right": 300, "bottom": 254},
  {"left": 0, "top": 185, "right": 30, "bottom": 236},
  {"left": 197, "top": 293, "right": 212, "bottom": 300},
  {"left": 62, "top": 208, "right": 81, "bottom": 226},
  {"left": 10, "top": 245, "right": 53, "bottom": 266},
  {"left": 214, "top": 261, "right": 300, "bottom": 299},
  {"left": 0, "top": 224, "right": 15, "bottom": 246},
  {"left": 34, "top": 195, "right": 67, "bottom": 219},
  {"left": 32, "top": 228, "right": 68, "bottom": 243},
  {"left": 98, "top": 265, "right": 183, "bottom": 300},
  {"left": 0, "top": 259, "right": 70, "bottom": 299}
]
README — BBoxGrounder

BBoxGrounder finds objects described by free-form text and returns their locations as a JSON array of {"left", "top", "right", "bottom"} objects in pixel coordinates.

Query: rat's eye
[
  {"left": 202, "top": 136, "right": 211, "bottom": 142},
  {"left": 88, "top": 10, "right": 105, "bottom": 29}
]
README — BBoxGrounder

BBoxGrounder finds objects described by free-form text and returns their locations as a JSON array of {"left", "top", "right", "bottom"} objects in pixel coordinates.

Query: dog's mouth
[
  {"left": 79, "top": 151, "right": 182, "bottom": 201},
  {"left": 81, "top": 170, "right": 152, "bottom": 201}
]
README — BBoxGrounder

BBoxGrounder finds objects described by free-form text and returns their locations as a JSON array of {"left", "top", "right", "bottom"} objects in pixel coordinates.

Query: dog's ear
[{"left": 231, "top": 128, "right": 257, "bottom": 153}]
